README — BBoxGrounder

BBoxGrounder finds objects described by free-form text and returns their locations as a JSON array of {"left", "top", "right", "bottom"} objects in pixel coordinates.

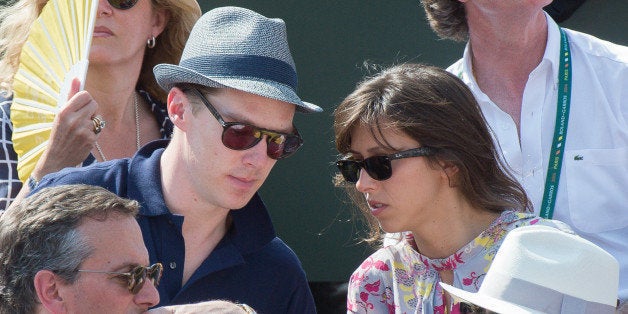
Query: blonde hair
[
  {"left": 0, "top": 0, "right": 201, "bottom": 102},
  {"left": 0, "top": 0, "right": 47, "bottom": 95},
  {"left": 142, "top": 0, "right": 201, "bottom": 102}
]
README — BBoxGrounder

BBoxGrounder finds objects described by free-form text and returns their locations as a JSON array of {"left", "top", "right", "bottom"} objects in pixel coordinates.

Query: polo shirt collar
[
  {"left": 127, "top": 140, "right": 170, "bottom": 216},
  {"left": 543, "top": 12, "right": 562, "bottom": 88},
  {"left": 126, "top": 139, "right": 276, "bottom": 254}
]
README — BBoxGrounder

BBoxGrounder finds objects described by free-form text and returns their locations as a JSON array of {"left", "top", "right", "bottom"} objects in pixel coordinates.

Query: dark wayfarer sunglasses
[
  {"left": 78, "top": 263, "right": 163, "bottom": 294},
  {"left": 107, "top": 0, "right": 140, "bottom": 10},
  {"left": 191, "top": 89, "right": 304, "bottom": 159},
  {"left": 336, "top": 147, "right": 435, "bottom": 183}
]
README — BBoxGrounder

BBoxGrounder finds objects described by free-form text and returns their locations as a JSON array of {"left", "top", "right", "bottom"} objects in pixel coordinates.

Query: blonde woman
[{"left": 0, "top": 0, "right": 201, "bottom": 209}]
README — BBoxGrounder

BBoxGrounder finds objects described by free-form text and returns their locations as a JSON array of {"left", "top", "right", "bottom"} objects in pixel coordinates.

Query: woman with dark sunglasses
[
  {"left": 0, "top": 0, "right": 201, "bottom": 209},
  {"left": 334, "top": 63, "right": 571, "bottom": 314}
]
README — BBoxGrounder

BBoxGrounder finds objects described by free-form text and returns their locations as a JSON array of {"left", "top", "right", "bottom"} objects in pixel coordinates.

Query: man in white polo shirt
[{"left": 419, "top": 0, "right": 628, "bottom": 309}]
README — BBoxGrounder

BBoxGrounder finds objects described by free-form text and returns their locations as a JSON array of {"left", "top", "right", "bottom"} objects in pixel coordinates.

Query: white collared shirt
[{"left": 448, "top": 13, "right": 628, "bottom": 300}]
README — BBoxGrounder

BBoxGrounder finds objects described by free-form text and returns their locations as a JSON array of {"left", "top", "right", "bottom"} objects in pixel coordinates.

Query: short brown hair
[{"left": 420, "top": 0, "right": 468, "bottom": 42}]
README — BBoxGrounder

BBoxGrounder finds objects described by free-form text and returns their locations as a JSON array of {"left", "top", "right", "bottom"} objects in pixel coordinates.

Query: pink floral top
[{"left": 346, "top": 211, "right": 572, "bottom": 314}]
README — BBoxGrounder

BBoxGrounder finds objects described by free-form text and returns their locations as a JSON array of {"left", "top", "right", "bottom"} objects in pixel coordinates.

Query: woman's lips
[
  {"left": 93, "top": 26, "right": 113, "bottom": 37},
  {"left": 368, "top": 200, "right": 387, "bottom": 216}
]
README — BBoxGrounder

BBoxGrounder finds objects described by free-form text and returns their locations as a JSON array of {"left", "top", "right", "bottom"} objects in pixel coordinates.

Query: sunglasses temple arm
[{"left": 191, "top": 89, "right": 228, "bottom": 125}]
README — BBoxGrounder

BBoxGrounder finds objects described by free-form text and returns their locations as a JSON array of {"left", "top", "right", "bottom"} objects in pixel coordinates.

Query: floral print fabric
[{"left": 346, "top": 210, "right": 572, "bottom": 313}]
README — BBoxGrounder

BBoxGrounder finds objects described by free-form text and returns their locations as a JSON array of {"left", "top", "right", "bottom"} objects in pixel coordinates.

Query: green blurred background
[
  {"left": 1, "top": 0, "right": 625, "bottom": 312},
  {"left": 195, "top": 0, "right": 628, "bottom": 280},
  {"left": 196, "top": 1, "right": 627, "bottom": 311}
]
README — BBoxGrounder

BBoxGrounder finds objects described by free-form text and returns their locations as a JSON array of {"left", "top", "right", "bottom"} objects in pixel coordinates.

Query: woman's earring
[{"left": 147, "top": 36, "right": 156, "bottom": 49}]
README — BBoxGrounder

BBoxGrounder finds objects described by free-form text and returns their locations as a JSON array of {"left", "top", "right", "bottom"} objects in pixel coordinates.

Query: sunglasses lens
[
  {"left": 363, "top": 156, "right": 393, "bottom": 181},
  {"left": 128, "top": 264, "right": 162, "bottom": 294},
  {"left": 268, "top": 134, "right": 302, "bottom": 159},
  {"left": 222, "top": 124, "right": 260, "bottom": 150},
  {"left": 223, "top": 124, "right": 302, "bottom": 159},
  {"left": 336, "top": 156, "right": 393, "bottom": 183},
  {"left": 147, "top": 263, "right": 163, "bottom": 287},
  {"left": 267, "top": 137, "right": 284, "bottom": 159},
  {"left": 336, "top": 160, "right": 361, "bottom": 183},
  {"left": 107, "top": 0, "right": 139, "bottom": 10},
  {"left": 129, "top": 266, "right": 146, "bottom": 294}
]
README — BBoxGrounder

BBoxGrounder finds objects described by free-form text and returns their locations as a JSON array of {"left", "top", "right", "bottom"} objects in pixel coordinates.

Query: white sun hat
[{"left": 440, "top": 225, "right": 619, "bottom": 314}]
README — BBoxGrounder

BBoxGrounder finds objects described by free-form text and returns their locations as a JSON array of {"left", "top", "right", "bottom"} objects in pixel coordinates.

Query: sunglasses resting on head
[
  {"left": 78, "top": 263, "right": 163, "bottom": 294},
  {"left": 107, "top": 0, "right": 140, "bottom": 10},
  {"left": 191, "top": 89, "right": 304, "bottom": 160},
  {"left": 336, "top": 147, "right": 435, "bottom": 183}
]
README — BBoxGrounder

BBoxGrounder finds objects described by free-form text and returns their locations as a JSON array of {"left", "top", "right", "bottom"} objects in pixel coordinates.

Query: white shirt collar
[{"left": 458, "top": 11, "right": 563, "bottom": 90}]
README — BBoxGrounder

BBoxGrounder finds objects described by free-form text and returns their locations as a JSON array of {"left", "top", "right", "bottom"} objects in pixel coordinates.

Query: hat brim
[
  {"left": 440, "top": 282, "right": 544, "bottom": 314},
  {"left": 154, "top": 64, "right": 322, "bottom": 113}
]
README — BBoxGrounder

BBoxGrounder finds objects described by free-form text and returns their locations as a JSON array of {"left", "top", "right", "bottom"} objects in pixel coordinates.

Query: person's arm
[
  {"left": 284, "top": 269, "right": 317, "bottom": 314},
  {"left": 0, "top": 99, "right": 22, "bottom": 210},
  {"left": 28, "top": 79, "right": 99, "bottom": 180},
  {"left": 346, "top": 257, "right": 394, "bottom": 314},
  {"left": 6, "top": 79, "right": 100, "bottom": 211}
]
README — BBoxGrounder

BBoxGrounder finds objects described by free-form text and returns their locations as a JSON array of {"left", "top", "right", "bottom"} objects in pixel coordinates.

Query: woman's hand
[{"left": 31, "top": 78, "right": 99, "bottom": 180}]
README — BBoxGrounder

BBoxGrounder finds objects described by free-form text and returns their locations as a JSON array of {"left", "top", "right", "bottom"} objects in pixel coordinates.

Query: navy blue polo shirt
[{"left": 33, "top": 140, "right": 316, "bottom": 313}]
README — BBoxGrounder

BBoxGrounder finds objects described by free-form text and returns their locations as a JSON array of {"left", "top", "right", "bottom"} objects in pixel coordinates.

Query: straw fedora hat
[
  {"left": 153, "top": 6, "right": 322, "bottom": 113},
  {"left": 440, "top": 225, "right": 619, "bottom": 314}
]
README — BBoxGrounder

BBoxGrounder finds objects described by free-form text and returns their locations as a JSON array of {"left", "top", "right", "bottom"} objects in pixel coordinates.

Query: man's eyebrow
[
  {"left": 107, "top": 262, "right": 145, "bottom": 272},
  {"left": 222, "top": 110, "right": 294, "bottom": 134}
]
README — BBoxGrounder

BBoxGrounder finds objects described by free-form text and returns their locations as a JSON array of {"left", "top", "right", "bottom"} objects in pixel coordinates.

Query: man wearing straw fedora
[
  {"left": 30, "top": 6, "right": 321, "bottom": 313},
  {"left": 440, "top": 225, "right": 620, "bottom": 314}
]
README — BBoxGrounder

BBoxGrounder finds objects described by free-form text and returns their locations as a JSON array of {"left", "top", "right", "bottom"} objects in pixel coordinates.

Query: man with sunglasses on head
[
  {"left": 29, "top": 6, "right": 321, "bottom": 313},
  {"left": 0, "top": 184, "right": 162, "bottom": 313}
]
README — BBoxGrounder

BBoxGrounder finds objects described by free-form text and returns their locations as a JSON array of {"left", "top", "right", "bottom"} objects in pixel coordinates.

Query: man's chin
[{"left": 225, "top": 192, "right": 257, "bottom": 210}]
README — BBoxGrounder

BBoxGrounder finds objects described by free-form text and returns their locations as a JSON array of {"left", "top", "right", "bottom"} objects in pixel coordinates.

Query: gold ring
[{"left": 92, "top": 116, "right": 106, "bottom": 134}]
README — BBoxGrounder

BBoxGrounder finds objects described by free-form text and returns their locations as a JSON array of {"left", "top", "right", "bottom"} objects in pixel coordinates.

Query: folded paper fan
[{"left": 11, "top": 0, "right": 98, "bottom": 182}]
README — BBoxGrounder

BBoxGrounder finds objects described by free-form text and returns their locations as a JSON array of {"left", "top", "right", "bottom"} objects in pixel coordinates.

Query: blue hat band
[{"left": 180, "top": 54, "right": 298, "bottom": 90}]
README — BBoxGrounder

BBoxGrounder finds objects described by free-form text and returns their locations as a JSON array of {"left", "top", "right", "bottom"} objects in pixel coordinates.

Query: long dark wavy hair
[{"left": 333, "top": 63, "right": 531, "bottom": 243}]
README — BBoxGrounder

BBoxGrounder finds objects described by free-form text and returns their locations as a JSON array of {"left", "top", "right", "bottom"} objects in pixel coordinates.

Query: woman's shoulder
[
  {"left": 497, "top": 210, "right": 574, "bottom": 234},
  {"left": 0, "top": 93, "right": 12, "bottom": 112},
  {"left": 0, "top": 94, "right": 13, "bottom": 128},
  {"left": 351, "top": 241, "right": 415, "bottom": 276},
  {"left": 138, "top": 89, "right": 164, "bottom": 106},
  {"left": 138, "top": 89, "right": 173, "bottom": 138},
  {"left": 471, "top": 210, "right": 574, "bottom": 257}
]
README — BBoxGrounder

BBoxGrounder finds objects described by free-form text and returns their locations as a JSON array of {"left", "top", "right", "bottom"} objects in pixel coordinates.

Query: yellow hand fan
[{"left": 11, "top": 0, "right": 98, "bottom": 182}]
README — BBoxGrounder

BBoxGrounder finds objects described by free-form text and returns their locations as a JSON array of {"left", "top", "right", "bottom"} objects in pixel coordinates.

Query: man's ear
[
  {"left": 167, "top": 87, "right": 192, "bottom": 132},
  {"left": 34, "top": 270, "right": 67, "bottom": 313}
]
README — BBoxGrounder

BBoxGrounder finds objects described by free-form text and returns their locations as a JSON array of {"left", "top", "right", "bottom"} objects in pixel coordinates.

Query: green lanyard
[{"left": 539, "top": 28, "right": 572, "bottom": 219}]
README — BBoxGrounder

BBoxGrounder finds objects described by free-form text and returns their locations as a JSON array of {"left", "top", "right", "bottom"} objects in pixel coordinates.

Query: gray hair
[{"left": 0, "top": 184, "right": 139, "bottom": 314}]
